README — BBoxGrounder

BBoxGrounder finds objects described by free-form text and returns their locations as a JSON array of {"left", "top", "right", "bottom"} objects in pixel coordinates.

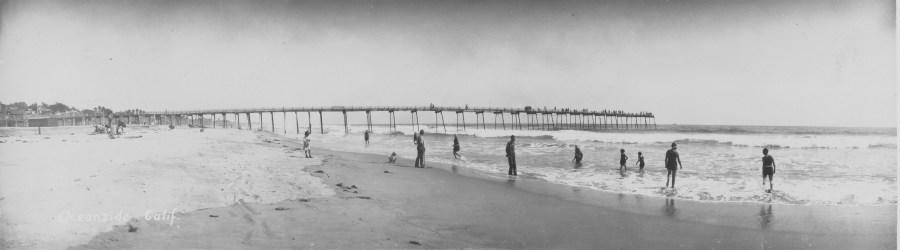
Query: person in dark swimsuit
[
  {"left": 506, "top": 135, "right": 516, "bottom": 176},
  {"left": 664, "top": 143, "right": 683, "bottom": 188},
  {"left": 573, "top": 145, "right": 583, "bottom": 164},
  {"left": 619, "top": 149, "right": 629, "bottom": 170},
  {"left": 762, "top": 148, "right": 776, "bottom": 193},
  {"left": 364, "top": 130, "right": 370, "bottom": 145},
  {"left": 415, "top": 130, "right": 425, "bottom": 168},
  {"left": 635, "top": 152, "right": 645, "bottom": 172},
  {"left": 452, "top": 135, "right": 461, "bottom": 159}
]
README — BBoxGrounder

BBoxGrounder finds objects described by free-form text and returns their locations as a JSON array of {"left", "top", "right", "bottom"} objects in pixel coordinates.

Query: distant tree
[
  {"left": 95, "top": 106, "right": 113, "bottom": 116},
  {"left": 6, "top": 102, "right": 27, "bottom": 113},
  {"left": 48, "top": 102, "right": 70, "bottom": 114}
]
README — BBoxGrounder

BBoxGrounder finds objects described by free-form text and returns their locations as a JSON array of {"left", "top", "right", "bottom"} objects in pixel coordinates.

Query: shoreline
[
  {"left": 312, "top": 144, "right": 896, "bottom": 236},
  {"left": 307, "top": 125, "right": 897, "bottom": 207},
  {"left": 68, "top": 128, "right": 896, "bottom": 249}
]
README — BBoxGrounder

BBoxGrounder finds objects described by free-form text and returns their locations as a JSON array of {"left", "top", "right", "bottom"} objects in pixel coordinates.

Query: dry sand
[
  {"left": 0, "top": 127, "right": 331, "bottom": 249},
  {"left": 1, "top": 126, "right": 896, "bottom": 249}
]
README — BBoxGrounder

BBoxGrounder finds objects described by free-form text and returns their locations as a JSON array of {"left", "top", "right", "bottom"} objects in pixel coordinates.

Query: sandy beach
[
  {"left": 0, "top": 126, "right": 895, "bottom": 249},
  {"left": 0, "top": 126, "right": 332, "bottom": 249}
]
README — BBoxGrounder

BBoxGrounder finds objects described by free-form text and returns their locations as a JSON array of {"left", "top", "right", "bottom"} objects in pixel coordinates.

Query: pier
[{"left": 1, "top": 106, "right": 656, "bottom": 133}]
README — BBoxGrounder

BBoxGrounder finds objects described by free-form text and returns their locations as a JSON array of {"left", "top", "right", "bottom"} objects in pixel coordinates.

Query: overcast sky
[{"left": 0, "top": 0, "right": 895, "bottom": 127}]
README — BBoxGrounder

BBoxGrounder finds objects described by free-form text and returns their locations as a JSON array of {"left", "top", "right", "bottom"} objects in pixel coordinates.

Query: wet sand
[{"left": 71, "top": 130, "right": 895, "bottom": 249}]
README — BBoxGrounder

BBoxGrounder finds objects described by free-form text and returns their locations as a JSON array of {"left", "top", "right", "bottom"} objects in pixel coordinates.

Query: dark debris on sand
[{"left": 336, "top": 183, "right": 360, "bottom": 193}]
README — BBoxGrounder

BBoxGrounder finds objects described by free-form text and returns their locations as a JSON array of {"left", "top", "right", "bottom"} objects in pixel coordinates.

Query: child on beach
[
  {"left": 388, "top": 152, "right": 398, "bottom": 163},
  {"left": 116, "top": 120, "right": 126, "bottom": 135},
  {"left": 619, "top": 149, "right": 628, "bottom": 170},
  {"left": 635, "top": 152, "right": 645, "bottom": 172},
  {"left": 762, "top": 148, "right": 776, "bottom": 193}
]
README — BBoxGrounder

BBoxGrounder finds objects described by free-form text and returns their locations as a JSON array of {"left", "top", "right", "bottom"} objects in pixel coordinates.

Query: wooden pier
[{"left": 1, "top": 106, "right": 656, "bottom": 134}]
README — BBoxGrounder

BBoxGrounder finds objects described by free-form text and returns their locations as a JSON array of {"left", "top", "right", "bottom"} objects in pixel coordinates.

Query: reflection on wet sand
[
  {"left": 759, "top": 204, "right": 774, "bottom": 230},
  {"left": 506, "top": 177, "right": 516, "bottom": 187},
  {"left": 663, "top": 198, "right": 677, "bottom": 218}
]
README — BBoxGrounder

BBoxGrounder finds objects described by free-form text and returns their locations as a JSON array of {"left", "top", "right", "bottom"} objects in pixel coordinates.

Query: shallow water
[{"left": 301, "top": 123, "right": 896, "bottom": 206}]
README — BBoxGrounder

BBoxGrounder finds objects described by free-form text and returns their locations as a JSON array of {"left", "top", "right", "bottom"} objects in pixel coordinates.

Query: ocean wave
[
  {"left": 659, "top": 124, "right": 897, "bottom": 136},
  {"left": 672, "top": 139, "right": 734, "bottom": 146},
  {"left": 868, "top": 143, "right": 897, "bottom": 149},
  {"left": 325, "top": 124, "right": 896, "bottom": 149}
]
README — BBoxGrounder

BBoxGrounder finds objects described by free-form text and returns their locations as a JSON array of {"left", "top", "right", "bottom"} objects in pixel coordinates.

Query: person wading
[
  {"left": 506, "top": 135, "right": 517, "bottom": 176},
  {"left": 664, "top": 142, "right": 683, "bottom": 189},
  {"left": 452, "top": 135, "right": 461, "bottom": 159},
  {"left": 762, "top": 148, "right": 777, "bottom": 193},
  {"left": 573, "top": 145, "right": 583, "bottom": 164},
  {"left": 415, "top": 130, "right": 426, "bottom": 168},
  {"left": 364, "top": 130, "right": 370, "bottom": 145}
]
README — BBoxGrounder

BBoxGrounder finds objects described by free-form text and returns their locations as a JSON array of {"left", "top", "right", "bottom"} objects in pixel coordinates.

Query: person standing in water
[
  {"left": 619, "top": 149, "right": 629, "bottom": 170},
  {"left": 415, "top": 130, "right": 426, "bottom": 168},
  {"left": 573, "top": 145, "right": 583, "bottom": 164},
  {"left": 762, "top": 148, "right": 776, "bottom": 193},
  {"left": 303, "top": 134, "right": 312, "bottom": 158},
  {"left": 364, "top": 130, "right": 370, "bottom": 145},
  {"left": 664, "top": 143, "right": 683, "bottom": 189},
  {"left": 506, "top": 135, "right": 517, "bottom": 176},
  {"left": 452, "top": 135, "right": 461, "bottom": 159},
  {"left": 635, "top": 152, "right": 645, "bottom": 172}
]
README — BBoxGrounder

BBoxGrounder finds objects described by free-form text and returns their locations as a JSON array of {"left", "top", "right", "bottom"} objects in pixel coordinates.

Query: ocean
[{"left": 276, "top": 121, "right": 897, "bottom": 206}]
